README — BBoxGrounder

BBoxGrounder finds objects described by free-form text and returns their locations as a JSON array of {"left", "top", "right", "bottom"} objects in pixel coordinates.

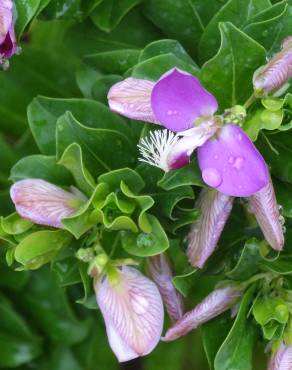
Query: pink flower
[
  {"left": 268, "top": 342, "right": 292, "bottom": 370},
  {"left": 163, "top": 285, "right": 241, "bottom": 341},
  {"left": 0, "top": 0, "right": 17, "bottom": 68},
  {"left": 95, "top": 265, "right": 164, "bottom": 362},
  {"left": 10, "top": 179, "right": 86, "bottom": 228},
  {"left": 148, "top": 254, "right": 184, "bottom": 322}
]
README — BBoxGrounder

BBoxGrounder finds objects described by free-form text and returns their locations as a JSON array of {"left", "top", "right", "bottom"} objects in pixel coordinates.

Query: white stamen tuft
[{"left": 138, "top": 130, "right": 180, "bottom": 172}]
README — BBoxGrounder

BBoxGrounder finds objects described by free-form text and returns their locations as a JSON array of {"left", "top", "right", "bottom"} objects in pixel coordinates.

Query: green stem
[{"left": 244, "top": 93, "right": 256, "bottom": 109}]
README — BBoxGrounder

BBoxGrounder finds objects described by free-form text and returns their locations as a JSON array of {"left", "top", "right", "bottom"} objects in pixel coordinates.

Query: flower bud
[
  {"left": 247, "top": 177, "right": 284, "bottom": 251},
  {"left": 253, "top": 37, "right": 292, "bottom": 97},
  {"left": 162, "top": 285, "right": 241, "bottom": 341},
  {"left": 95, "top": 266, "right": 164, "bottom": 362},
  {"left": 10, "top": 179, "right": 86, "bottom": 228},
  {"left": 148, "top": 253, "right": 184, "bottom": 322},
  {"left": 187, "top": 189, "right": 234, "bottom": 268},
  {"left": 0, "top": 0, "right": 17, "bottom": 69},
  {"left": 268, "top": 342, "right": 292, "bottom": 370}
]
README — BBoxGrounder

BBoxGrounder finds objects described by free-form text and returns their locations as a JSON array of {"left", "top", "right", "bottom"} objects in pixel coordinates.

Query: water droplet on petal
[
  {"left": 202, "top": 168, "right": 222, "bottom": 188},
  {"left": 214, "top": 155, "right": 219, "bottom": 160},
  {"left": 228, "top": 156, "right": 234, "bottom": 164},
  {"left": 237, "top": 133, "right": 243, "bottom": 141},
  {"left": 233, "top": 156, "right": 244, "bottom": 170},
  {"left": 167, "top": 110, "right": 173, "bottom": 116}
]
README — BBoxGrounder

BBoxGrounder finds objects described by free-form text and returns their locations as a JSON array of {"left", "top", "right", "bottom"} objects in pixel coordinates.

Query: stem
[
  {"left": 244, "top": 93, "right": 256, "bottom": 109},
  {"left": 241, "top": 272, "right": 275, "bottom": 290}
]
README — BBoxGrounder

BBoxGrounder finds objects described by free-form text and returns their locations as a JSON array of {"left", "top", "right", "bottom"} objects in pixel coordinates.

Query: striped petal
[
  {"left": 187, "top": 189, "right": 234, "bottom": 268},
  {"left": 108, "top": 77, "right": 158, "bottom": 123},
  {"left": 10, "top": 179, "right": 86, "bottom": 228},
  {"left": 0, "top": 0, "right": 12, "bottom": 44},
  {"left": 163, "top": 285, "right": 241, "bottom": 341},
  {"left": 148, "top": 254, "right": 184, "bottom": 322},
  {"left": 248, "top": 177, "right": 284, "bottom": 251},
  {"left": 268, "top": 342, "right": 292, "bottom": 370},
  {"left": 95, "top": 266, "right": 164, "bottom": 362}
]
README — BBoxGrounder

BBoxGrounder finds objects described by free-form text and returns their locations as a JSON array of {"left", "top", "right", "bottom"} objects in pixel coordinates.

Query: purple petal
[
  {"left": 151, "top": 68, "right": 218, "bottom": 132},
  {"left": 95, "top": 266, "right": 164, "bottom": 362},
  {"left": 248, "top": 177, "right": 284, "bottom": 251},
  {"left": 0, "top": 0, "right": 12, "bottom": 44},
  {"left": 197, "top": 124, "right": 269, "bottom": 196},
  {"left": 187, "top": 189, "right": 234, "bottom": 268},
  {"left": 268, "top": 342, "right": 292, "bottom": 370},
  {"left": 148, "top": 254, "right": 184, "bottom": 323},
  {"left": 163, "top": 285, "right": 241, "bottom": 341},
  {"left": 108, "top": 77, "right": 159, "bottom": 123},
  {"left": 10, "top": 179, "right": 85, "bottom": 228}
]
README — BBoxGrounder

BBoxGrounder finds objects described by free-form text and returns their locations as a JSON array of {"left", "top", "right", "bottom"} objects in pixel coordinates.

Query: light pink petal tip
[
  {"left": 163, "top": 285, "right": 241, "bottom": 342},
  {"left": 151, "top": 68, "right": 218, "bottom": 132},
  {"left": 0, "top": 0, "right": 17, "bottom": 61},
  {"left": 96, "top": 266, "right": 164, "bottom": 362},
  {"left": 187, "top": 189, "right": 234, "bottom": 268},
  {"left": 248, "top": 178, "right": 284, "bottom": 251},
  {"left": 148, "top": 254, "right": 184, "bottom": 323},
  {"left": 268, "top": 342, "right": 292, "bottom": 370},
  {"left": 10, "top": 179, "right": 85, "bottom": 228},
  {"left": 107, "top": 77, "right": 159, "bottom": 123}
]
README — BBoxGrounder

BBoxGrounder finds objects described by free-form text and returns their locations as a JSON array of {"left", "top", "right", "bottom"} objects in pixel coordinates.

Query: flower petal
[
  {"left": 268, "top": 342, "right": 292, "bottom": 370},
  {"left": 248, "top": 177, "right": 284, "bottom": 251},
  {"left": 197, "top": 124, "right": 269, "bottom": 196},
  {"left": 95, "top": 266, "right": 164, "bottom": 362},
  {"left": 0, "top": 0, "right": 12, "bottom": 44},
  {"left": 163, "top": 285, "right": 241, "bottom": 341},
  {"left": 148, "top": 254, "right": 184, "bottom": 322},
  {"left": 187, "top": 189, "right": 234, "bottom": 268},
  {"left": 108, "top": 77, "right": 158, "bottom": 123},
  {"left": 151, "top": 68, "right": 218, "bottom": 132},
  {"left": 10, "top": 179, "right": 85, "bottom": 228}
]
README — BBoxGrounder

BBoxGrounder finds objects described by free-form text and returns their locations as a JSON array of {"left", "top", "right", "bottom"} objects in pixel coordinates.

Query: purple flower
[
  {"left": 95, "top": 265, "right": 164, "bottom": 362},
  {"left": 10, "top": 179, "right": 86, "bottom": 228},
  {"left": 268, "top": 342, "right": 292, "bottom": 370},
  {"left": 148, "top": 253, "right": 184, "bottom": 322},
  {"left": 248, "top": 177, "right": 284, "bottom": 251},
  {"left": 162, "top": 285, "right": 241, "bottom": 341},
  {"left": 108, "top": 68, "right": 269, "bottom": 197},
  {"left": 253, "top": 36, "right": 292, "bottom": 97},
  {"left": 0, "top": 0, "right": 17, "bottom": 68},
  {"left": 187, "top": 189, "right": 234, "bottom": 268}
]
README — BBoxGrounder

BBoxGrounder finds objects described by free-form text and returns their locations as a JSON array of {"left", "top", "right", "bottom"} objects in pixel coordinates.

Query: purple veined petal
[
  {"left": 253, "top": 39, "right": 292, "bottom": 97},
  {"left": 107, "top": 77, "right": 159, "bottom": 123},
  {"left": 95, "top": 266, "right": 164, "bottom": 362},
  {"left": 268, "top": 342, "right": 292, "bottom": 370},
  {"left": 0, "top": 0, "right": 12, "bottom": 44},
  {"left": 162, "top": 285, "right": 241, "bottom": 341},
  {"left": 197, "top": 124, "right": 269, "bottom": 197},
  {"left": 148, "top": 254, "right": 184, "bottom": 323},
  {"left": 248, "top": 177, "right": 284, "bottom": 251},
  {"left": 10, "top": 179, "right": 86, "bottom": 228},
  {"left": 187, "top": 189, "right": 234, "bottom": 268},
  {"left": 151, "top": 68, "right": 218, "bottom": 132}
]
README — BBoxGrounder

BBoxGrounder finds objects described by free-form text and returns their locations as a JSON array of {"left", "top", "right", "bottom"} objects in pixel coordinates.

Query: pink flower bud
[
  {"left": 148, "top": 254, "right": 184, "bottom": 323},
  {"left": 187, "top": 189, "right": 234, "bottom": 268},
  {"left": 253, "top": 37, "right": 292, "bottom": 97},
  {"left": 0, "top": 0, "right": 17, "bottom": 68},
  {"left": 10, "top": 179, "right": 86, "bottom": 228},
  {"left": 162, "top": 285, "right": 241, "bottom": 341},
  {"left": 95, "top": 266, "right": 164, "bottom": 362},
  {"left": 268, "top": 342, "right": 292, "bottom": 370},
  {"left": 248, "top": 177, "right": 284, "bottom": 251}
]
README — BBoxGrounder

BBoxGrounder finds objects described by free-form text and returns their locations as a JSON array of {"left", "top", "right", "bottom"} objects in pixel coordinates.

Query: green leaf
[
  {"left": 10, "top": 155, "right": 73, "bottom": 186},
  {"left": 262, "top": 256, "right": 292, "bottom": 274},
  {"left": 199, "top": 0, "right": 271, "bottom": 62},
  {"left": 244, "top": 108, "right": 284, "bottom": 141},
  {"left": 121, "top": 214, "right": 169, "bottom": 256},
  {"left": 131, "top": 53, "right": 200, "bottom": 80},
  {"left": 0, "top": 294, "right": 42, "bottom": 368},
  {"left": 201, "top": 22, "right": 266, "bottom": 110},
  {"left": 52, "top": 257, "right": 82, "bottom": 287},
  {"left": 56, "top": 111, "right": 137, "bottom": 177},
  {"left": 15, "top": 230, "right": 72, "bottom": 269},
  {"left": 91, "top": 0, "right": 143, "bottom": 32},
  {"left": 92, "top": 75, "right": 122, "bottom": 104},
  {"left": 14, "top": 0, "right": 42, "bottom": 37},
  {"left": 28, "top": 96, "right": 132, "bottom": 155},
  {"left": 58, "top": 143, "right": 95, "bottom": 196},
  {"left": 214, "top": 286, "right": 257, "bottom": 370},
  {"left": 40, "top": 0, "right": 81, "bottom": 19},
  {"left": 1, "top": 213, "right": 33, "bottom": 235},
  {"left": 226, "top": 238, "right": 263, "bottom": 280},
  {"left": 98, "top": 168, "right": 145, "bottom": 193},
  {"left": 84, "top": 49, "right": 140, "bottom": 75},
  {"left": 274, "top": 179, "right": 292, "bottom": 218}
]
